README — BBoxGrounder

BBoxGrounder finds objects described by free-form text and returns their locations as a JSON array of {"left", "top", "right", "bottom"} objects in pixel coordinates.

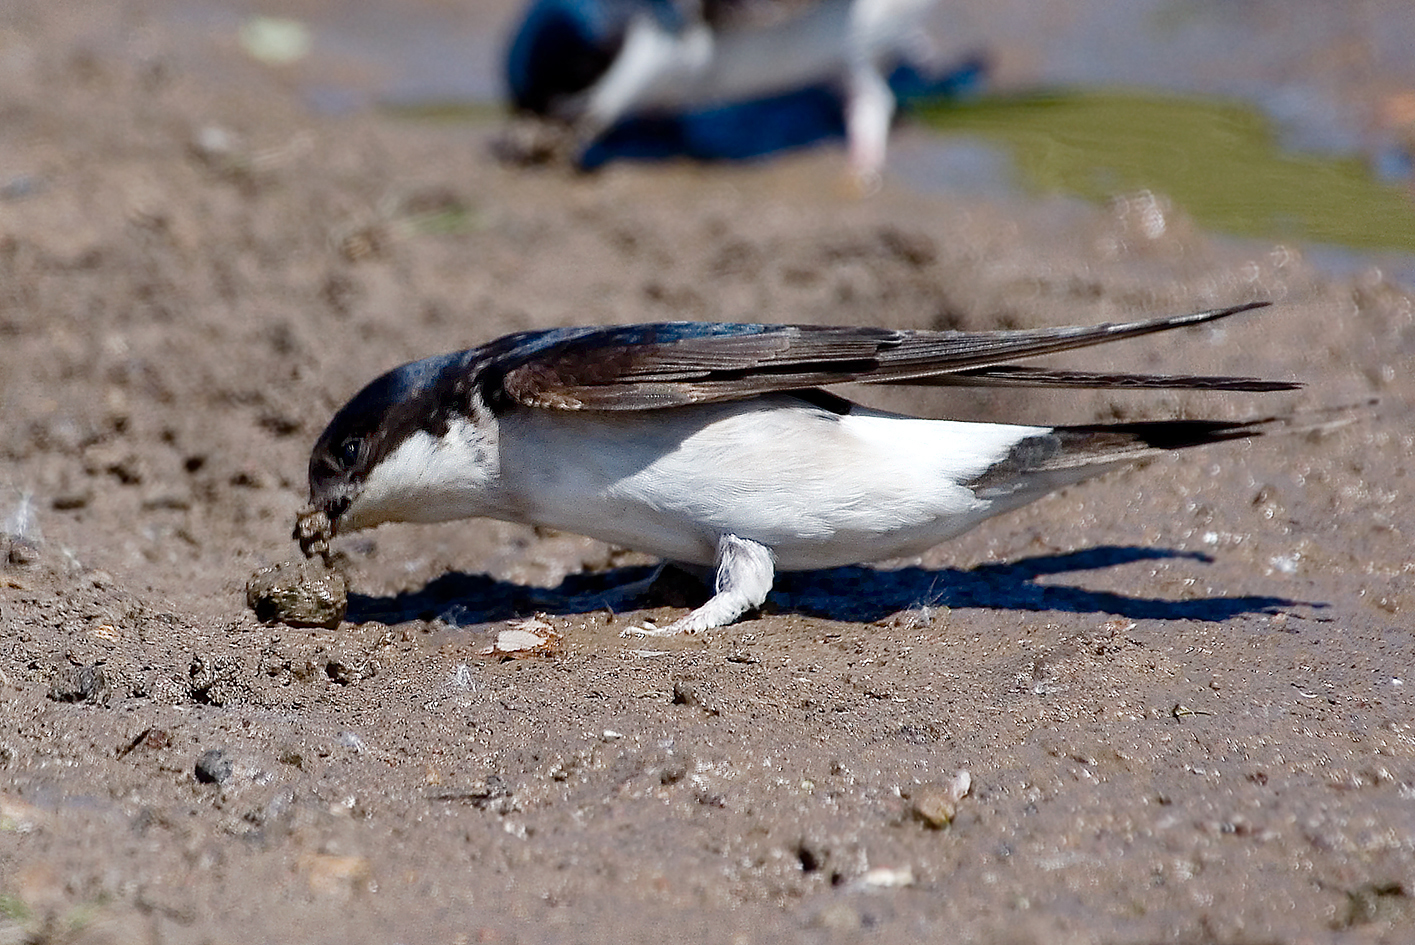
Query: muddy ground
[{"left": 2, "top": 2, "right": 1414, "bottom": 943}]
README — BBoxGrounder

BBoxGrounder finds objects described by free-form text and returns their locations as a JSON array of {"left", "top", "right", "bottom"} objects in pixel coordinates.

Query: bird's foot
[
  {"left": 619, "top": 534, "right": 774, "bottom": 636},
  {"left": 619, "top": 607, "right": 719, "bottom": 638}
]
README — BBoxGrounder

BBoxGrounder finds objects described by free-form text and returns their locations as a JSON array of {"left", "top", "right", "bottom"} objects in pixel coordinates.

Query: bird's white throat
[{"left": 343, "top": 416, "right": 501, "bottom": 530}]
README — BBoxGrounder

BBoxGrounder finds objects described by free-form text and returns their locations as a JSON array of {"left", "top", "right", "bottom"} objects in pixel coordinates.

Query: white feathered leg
[
  {"left": 844, "top": 62, "right": 895, "bottom": 187},
  {"left": 623, "top": 533, "right": 775, "bottom": 636},
  {"left": 575, "top": 14, "right": 714, "bottom": 135}
]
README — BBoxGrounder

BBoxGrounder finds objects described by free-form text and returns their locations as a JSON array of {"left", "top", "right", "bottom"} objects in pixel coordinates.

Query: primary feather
[{"left": 496, "top": 301, "right": 1290, "bottom": 408}]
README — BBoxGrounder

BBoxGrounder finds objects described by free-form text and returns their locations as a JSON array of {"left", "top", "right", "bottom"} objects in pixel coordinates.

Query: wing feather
[
  {"left": 496, "top": 302, "right": 1289, "bottom": 410},
  {"left": 914, "top": 365, "right": 1298, "bottom": 392}
]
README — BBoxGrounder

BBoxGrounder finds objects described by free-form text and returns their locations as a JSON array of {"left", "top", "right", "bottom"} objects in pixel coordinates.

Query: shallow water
[{"left": 914, "top": 90, "right": 1415, "bottom": 254}]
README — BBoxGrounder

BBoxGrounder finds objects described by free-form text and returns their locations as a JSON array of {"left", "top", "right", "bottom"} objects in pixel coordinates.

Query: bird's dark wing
[
  {"left": 495, "top": 301, "right": 1294, "bottom": 410},
  {"left": 914, "top": 365, "right": 1296, "bottom": 392}
]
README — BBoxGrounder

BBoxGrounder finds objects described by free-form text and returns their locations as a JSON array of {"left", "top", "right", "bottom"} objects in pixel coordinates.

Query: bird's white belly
[{"left": 493, "top": 398, "right": 1044, "bottom": 570}]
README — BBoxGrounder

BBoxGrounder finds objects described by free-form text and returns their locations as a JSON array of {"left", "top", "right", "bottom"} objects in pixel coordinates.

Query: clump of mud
[
  {"left": 245, "top": 557, "right": 348, "bottom": 628},
  {"left": 293, "top": 506, "right": 333, "bottom": 561}
]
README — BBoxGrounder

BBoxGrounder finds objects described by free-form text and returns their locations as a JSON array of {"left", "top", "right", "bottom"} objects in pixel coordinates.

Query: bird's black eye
[{"left": 336, "top": 436, "right": 363, "bottom": 469}]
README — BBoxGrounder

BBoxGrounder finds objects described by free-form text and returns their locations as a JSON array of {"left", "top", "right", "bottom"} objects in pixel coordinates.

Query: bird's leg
[
  {"left": 844, "top": 62, "right": 895, "bottom": 190},
  {"left": 573, "top": 13, "right": 713, "bottom": 137},
  {"left": 622, "top": 534, "right": 774, "bottom": 636}
]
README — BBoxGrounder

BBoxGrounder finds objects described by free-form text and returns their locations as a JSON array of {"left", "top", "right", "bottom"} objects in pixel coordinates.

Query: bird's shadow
[{"left": 347, "top": 545, "right": 1313, "bottom": 627}]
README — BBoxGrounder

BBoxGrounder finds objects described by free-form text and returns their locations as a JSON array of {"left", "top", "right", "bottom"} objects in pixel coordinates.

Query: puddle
[{"left": 913, "top": 90, "right": 1415, "bottom": 255}]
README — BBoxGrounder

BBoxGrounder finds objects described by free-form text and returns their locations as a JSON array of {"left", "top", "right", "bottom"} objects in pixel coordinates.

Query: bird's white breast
[{"left": 491, "top": 397, "right": 1047, "bottom": 570}]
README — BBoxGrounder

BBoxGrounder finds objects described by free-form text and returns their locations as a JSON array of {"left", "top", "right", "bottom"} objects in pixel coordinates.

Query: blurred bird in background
[{"left": 502, "top": 0, "right": 987, "bottom": 180}]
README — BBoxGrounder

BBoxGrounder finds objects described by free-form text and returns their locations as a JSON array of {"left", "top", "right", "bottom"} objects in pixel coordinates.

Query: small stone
[
  {"left": 910, "top": 769, "right": 972, "bottom": 829},
  {"left": 337, "top": 731, "right": 366, "bottom": 754},
  {"left": 194, "top": 748, "right": 233, "bottom": 784},
  {"left": 859, "top": 866, "right": 915, "bottom": 888},
  {"left": 48, "top": 664, "right": 108, "bottom": 705},
  {"left": 479, "top": 616, "right": 561, "bottom": 657},
  {"left": 246, "top": 558, "right": 348, "bottom": 629},
  {"left": 6, "top": 540, "right": 40, "bottom": 567},
  {"left": 493, "top": 626, "right": 547, "bottom": 652},
  {"left": 911, "top": 787, "right": 958, "bottom": 828},
  {"left": 670, "top": 679, "right": 719, "bottom": 715},
  {"left": 238, "top": 16, "right": 311, "bottom": 66},
  {"left": 324, "top": 656, "right": 375, "bottom": 685}
]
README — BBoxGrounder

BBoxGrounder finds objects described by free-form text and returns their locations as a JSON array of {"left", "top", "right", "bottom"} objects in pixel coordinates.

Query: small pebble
[
  {"left": 859, "top": 866, "right": 915, "bottom": 888},
  {"left": 5, "top": 538, "right": 40, "bottom": 568},
  {"left": 479, "top": 616, "right": 561, "bottom": 656},
  {"left": 911, "top": 788, "right": 958, "bottom": 828},
  {"left": 492, "top": 627, "right": 547, "bottom": 652},
  {"left": 194, "top": 748, "right": 233, "bottom": 784},
  {"left": 48, "top": 664, "right": 108, "bottom": 705},
  {"left": 911, "top": 769, "right": 972, "bottom": 829}
]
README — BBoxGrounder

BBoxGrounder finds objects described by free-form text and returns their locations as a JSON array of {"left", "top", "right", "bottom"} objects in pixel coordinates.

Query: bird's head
[{"left": 296, "top": 350, "right": 493, "bottom": 558}]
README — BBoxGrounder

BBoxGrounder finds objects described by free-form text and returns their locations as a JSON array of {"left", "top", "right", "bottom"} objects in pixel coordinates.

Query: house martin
[
  {"left": 504, "top": 0, "right": 974, "bottom": 177},
  {"left": 296, "top": 301, "right": 1308, "bottom": 634}
]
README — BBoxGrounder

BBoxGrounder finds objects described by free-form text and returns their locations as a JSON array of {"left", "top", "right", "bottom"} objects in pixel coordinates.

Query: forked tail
[{"left": 967, "top": 400, "right": 1373, "bottom": 498}]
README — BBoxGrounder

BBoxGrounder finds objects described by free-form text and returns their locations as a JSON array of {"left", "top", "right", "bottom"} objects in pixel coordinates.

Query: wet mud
[{"left": 2, "top": 3, "right": 1413, "bottom": 942}]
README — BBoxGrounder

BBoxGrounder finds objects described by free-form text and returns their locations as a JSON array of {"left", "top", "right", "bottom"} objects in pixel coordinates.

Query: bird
[
  {"left": 295, "top": 301, "right": 1308, "bottom": 635},
  {"left": 503, "top": 0, "right": 981, "bottom": 178}
]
